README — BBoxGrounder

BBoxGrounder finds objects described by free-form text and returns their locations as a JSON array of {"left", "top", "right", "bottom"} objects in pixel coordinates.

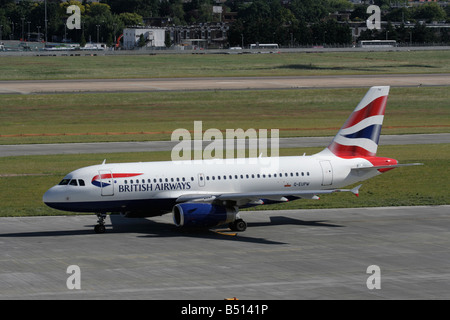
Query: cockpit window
[
  {"left": 58, "top": 178, "right": 85, "bottom": 186},
  {"left": 59, "top": 179, "right": 71, "bottom": 185}
]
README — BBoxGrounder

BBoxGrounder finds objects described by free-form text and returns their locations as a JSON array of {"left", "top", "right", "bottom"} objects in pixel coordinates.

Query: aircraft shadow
[
  {"left": 110, "top": 216, "right": 286, "bottom": 245},
  {"left": 248, "top": 216, "right": 344, "bottom": 228},
  {"left": 0, "top": 214, "right": 343, "bottom": 246}
]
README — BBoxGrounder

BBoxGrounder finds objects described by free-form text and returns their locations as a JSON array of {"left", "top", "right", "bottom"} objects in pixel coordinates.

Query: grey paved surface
[
  {"left": 1, "top": 74, "right": 449, "bottom": 94},
  {"left": 1, "top": 134, "right": 449, "bottom": 157},
  {"left": 0, "top": 206, "right": 449, "bottom": 299}
]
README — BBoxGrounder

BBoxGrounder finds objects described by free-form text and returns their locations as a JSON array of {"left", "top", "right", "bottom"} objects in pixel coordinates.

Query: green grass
[
  {"left": 0, "top": 144, "right": 448, "bottom": 217},
  {"left": 0, "top": 51, "right": 449, "bottom": 80},
  {"left": 1, "top": 87, "right": 449, "bottom": 144},
  {"left": 0, "top": 51, "right": 448, "bottom": 217}
]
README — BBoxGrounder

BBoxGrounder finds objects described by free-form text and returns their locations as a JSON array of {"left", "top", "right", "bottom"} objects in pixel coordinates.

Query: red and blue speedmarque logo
[{"left": 91, "top": 173, "right": 143, "bottom": 188}]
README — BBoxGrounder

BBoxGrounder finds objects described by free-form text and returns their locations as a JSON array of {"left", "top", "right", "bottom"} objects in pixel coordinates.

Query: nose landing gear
[{"left": 94, "top": 213, "right": 107, "bottom": 233}]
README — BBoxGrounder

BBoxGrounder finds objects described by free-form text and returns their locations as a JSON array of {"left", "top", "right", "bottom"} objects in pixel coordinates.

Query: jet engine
[{"left": 172, "top": 203, "right": 237, "bottom": 228}]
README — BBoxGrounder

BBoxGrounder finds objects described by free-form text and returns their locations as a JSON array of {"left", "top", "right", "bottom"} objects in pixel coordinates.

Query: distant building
[
  {"left": 122, "top": 28, "right": 166, "bottom": 50},
  {"left": 168, "top": 23, "right": 230, "bottom": 49}
]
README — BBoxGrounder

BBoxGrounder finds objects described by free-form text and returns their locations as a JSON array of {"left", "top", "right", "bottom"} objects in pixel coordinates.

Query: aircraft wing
[
  {"left": 176, "top": 194, "right": 218, "bottom": 203},
  {"left": 176, "top": 185, "right": 361, "bottom": 207}
]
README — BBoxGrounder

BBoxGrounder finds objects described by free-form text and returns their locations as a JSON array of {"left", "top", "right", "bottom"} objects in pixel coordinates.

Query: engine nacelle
[{"left": 172, "top": 203, "right": 237, "bottom": 228}]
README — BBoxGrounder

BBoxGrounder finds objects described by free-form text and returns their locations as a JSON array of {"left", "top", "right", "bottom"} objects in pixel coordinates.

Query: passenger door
[
  {"left": 98, "top": 170, "right": 114, "bottom": 196},
  {"left": 319, "top": 161, "right": 333, "bottom": 186}
]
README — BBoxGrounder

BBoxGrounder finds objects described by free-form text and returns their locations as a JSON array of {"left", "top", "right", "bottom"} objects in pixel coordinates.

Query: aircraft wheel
[
  {"left": 94, "top": 224, "right": 106, "bottom": 234},
  {"left": 229, "top": 219, "right": 247, "bottom": 232}
]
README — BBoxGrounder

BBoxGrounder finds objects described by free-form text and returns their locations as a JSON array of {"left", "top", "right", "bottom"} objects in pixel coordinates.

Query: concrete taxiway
[
  {"left": 1, "top": 74, "right": 450, "bottom": 95},
  {"left": 0, "top": 206, "right": 449, "bottom": 299},
  {"left": 1, "top": 133, "right": 449, "bottom": 157}
]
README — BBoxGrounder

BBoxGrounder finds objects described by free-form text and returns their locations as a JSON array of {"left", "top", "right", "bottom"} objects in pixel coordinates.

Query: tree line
[{"left": 0, "top": 0, "right": 448, "bottom": 47}]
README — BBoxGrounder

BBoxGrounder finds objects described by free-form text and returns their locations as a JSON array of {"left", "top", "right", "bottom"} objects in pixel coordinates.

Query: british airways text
[{"left": 118, "top": 182, "right": 191, "bottom": 193}]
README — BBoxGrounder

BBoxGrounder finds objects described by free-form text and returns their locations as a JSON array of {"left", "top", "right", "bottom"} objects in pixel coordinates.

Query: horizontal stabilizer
[
  {"left": 351, "top": 184, "right": 362, "bottom": 197},
  {"left": 351, "top": 163, "right": 423, "bottom": 172}
]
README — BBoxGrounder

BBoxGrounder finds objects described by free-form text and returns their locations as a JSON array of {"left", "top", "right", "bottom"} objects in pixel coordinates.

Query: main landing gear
[
  {"left": 94, "top": 213, "right": 107, "bottom": 234},
  {"left": 229, "top": 219, "right": 247, "bottom": 232}
]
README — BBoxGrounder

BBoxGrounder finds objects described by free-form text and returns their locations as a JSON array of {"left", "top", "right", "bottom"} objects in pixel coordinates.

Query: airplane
[{"left": 43, "top": 86, "right": 421, "bottom": 234}]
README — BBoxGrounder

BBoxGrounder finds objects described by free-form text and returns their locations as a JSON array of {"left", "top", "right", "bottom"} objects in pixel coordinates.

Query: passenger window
[{"left": 78, "top": 179, "right": 85, "bottom": 186}]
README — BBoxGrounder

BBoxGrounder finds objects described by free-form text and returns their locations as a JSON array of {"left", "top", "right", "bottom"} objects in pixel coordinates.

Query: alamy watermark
[
  {"left": 366, "top": 265, "right": 381, "bottom": 290},
  {"left": 66, "top": 265, "right": 81, "bottom": 290},
  {"left": 66, "top": 5, "right": 81, "bottom": 30},
  {"left": 171, "top": 121, "right": 280, "bottom": 170},
  {"left": 366, "top": 5, "right": 381, "bottom": 30}
]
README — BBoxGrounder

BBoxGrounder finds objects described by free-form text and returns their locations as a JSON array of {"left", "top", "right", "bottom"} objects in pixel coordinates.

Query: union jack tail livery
[{"left": 328, "top": 86, "right": 389, "bottom": 157}]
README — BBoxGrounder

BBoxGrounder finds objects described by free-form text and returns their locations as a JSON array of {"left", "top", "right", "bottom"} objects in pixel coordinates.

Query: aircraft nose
[
  {"left": 43, "top": 187, "right": 54, "bottom": 204},
  {"left": 43, "top": 186, "right": 67, "bottom": 207}
]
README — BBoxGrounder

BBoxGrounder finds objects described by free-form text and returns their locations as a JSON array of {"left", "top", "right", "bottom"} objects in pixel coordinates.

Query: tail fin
[{"left": 327, "top": 86, "right": 389, "bottom": 157}]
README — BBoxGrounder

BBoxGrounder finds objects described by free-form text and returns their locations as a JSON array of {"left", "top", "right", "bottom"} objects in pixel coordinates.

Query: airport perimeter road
[
  {"left": 0, "top": 206, "right": 449, "bottom": 299},
  {"left": 0, "top": 134, "right": 449, "bottom": 157},
  {"left": 0, "top": 74, "right": 449, "bottom": 94}
]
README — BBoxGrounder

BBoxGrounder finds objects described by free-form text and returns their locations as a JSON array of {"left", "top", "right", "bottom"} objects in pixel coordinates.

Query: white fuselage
[
  {"left": 42, "top": 86, "right": 407, "bottom": 233},
  {"left": 43, "top": 153, "right": 378, "bottom": 216}
]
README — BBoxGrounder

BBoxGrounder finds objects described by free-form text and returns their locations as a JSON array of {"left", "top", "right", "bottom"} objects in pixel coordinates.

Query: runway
[
  {"left": 0, "top": 206, "right": 449, "bottom": 300},
  {"left": 1, "top": 133, "right": 449, "bottom": 157},
  {"left": 1, "top": 74, "right": 449, "bottom": 95}
]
